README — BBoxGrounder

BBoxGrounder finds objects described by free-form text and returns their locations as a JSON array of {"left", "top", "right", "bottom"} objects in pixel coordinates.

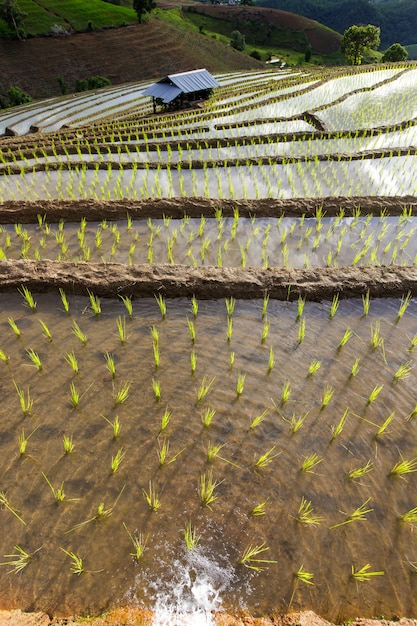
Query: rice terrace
[{"left": 1, "top": 58, "right": 417, "bottom": 625}]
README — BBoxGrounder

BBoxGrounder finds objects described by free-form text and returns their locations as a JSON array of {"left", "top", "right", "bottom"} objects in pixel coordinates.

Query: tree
[
  {"left": 341, "top": 24, "right": 380, "bottom": 65},
  {"left": 230, "top": 30, "right": 245, "bottom": 52},
  {"left": 382, "top": 43, "right": 408, "bottom": 62},
  {"left": 133, "top": 0, "right": 154, "bottom": 23},
  {"left": 0, "top": 0, "right": 27, "bottom": 39}
]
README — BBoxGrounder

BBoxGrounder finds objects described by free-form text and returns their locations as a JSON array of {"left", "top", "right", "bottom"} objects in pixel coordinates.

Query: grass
[
  {"left": 351, "top": 563, "right": 384, "bottom": 581},
  {"left": 110, "top": 447, "right": 125, "bottom": 473},
  {"left": 0, "top": 545, "right": 40, "bottom": 573},
  {"left": 154, "top": 293, "right": 167, "bottom": 319},
  {"left": 26, "top": 349, "right": 43, "bottom": 371},
  {"left": 347, "top": 460, "right": 373, "bottom": 481},
  {"left": 65, "top": 351, "right": 79, "bottom": 375},
  {"left": 196, "top": 375, "right": 216, "bottom": 403},
  {"left": 184, "top": 521, "right": 201, "bottom": 551},
  {"left": 236, "top": 371, "right": 246, "bottom": 397},
  {"left": 250, "top": 500, "right": 268, "bottom": 516},
  {"left": 330, "top": 497, "right": 373, "bottom": 529},
  {"left": 18, "top": 427, "right": 38, "bottom": 455},
  {"left": 124, "top": 523, "right": 148, "bottom": 561},
  {"left": 62, "top": 434, "right": 74, "bottom": 454},
  {"left": 142, "top": 481, "right": 161, "bottom": 511},
  {"left": 60, "top": 548, "right": 84, "bottom": 575},
  {"left": 240, "top": 542, "right": 276, "bottom": 571},
  {"left": 249, "top": 408, "right": 269, "bottom": 430},
  {"left": 198, "top": 469, "right": 222, "bottom": 509},
  {"left": 254, "top": 446, "right": 280, "bottom": 469},
  {"left": 8, "top": 317, "right": 21, "bottom": 338},
  {"left": 42, "top": 473, "right": 68, "bottom": 503},
  {"left": 330, "top": 407, "right": 349, "bottom": 441},
  {"left": 389, "top": 455, "right": 417, "bottom": 476},
  {"left": 72, "top": 320, "right": 88, "bottom": 345},
  {"left": 113, "top": 381, "right": 131, "bottom": 406},
  {"left": 0, "top": 491, "right": 26, "bottom": 525},
  {"left": 293, "top": 496, "right": 323, "bottom": 526},
  {"left": 116, "top": 316, "right": 127, "bottom": 345},
  {"left": 307, "top": 359, "right": 321, "bottom": 376},
  {"left": 13, "top": 381, "right": 33, "bottom": 415},
  {"left": 18, "top": 286, "right": 36, "bottom": 312},
  {"left": 300, "top": 453, "right": 323, "bottom": 473}
]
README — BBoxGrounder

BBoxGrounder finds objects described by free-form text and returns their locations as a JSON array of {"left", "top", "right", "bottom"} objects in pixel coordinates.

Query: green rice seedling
[
  {"left": 296, "top": 295, "right": 305, "bottom": 321},
  {"left": 116, "top": 316, "right": 127, "bottom": 345},
  {"left": 190, "top": 349, "right": 197, "bottom": 375},
  {"left": 206, "top": 441, "right": 226, "bottom": 464},
  {"left": 0, "top": 491, "right": 26, "bottom": 525},
  {"left": 265, "top": 346, "right": 275, "bottom": 373},
  {"left": 236, "top": 371, "right": 246, "bottom": 397},
  {"left": 350, "top": 357, "right": 361, "bottom": 378},
  {"left": 119, "top": 295, "right": 133, "bottom": 319},
  {"left": 293, "top": 496, "right": 323, "bottom": 526},
  {"left": 59, "top": 288, "right": 70, "bottom": 314},
  {"left": 249, "top": 408, "right": 269, "bottom": 430},
  {"left": 104, "top": 351, "right": 116, "bottom": 378},
  {"left": 110, "top": 447, "right": 126, "bottom": 473},
  {"left": 38, "top": 319, "right": 52, "bottom": 341},
  {"left": 261, "top": 293, "right": 269, "bottom": 319},
  {"left": 399, "top": 506, "right": 417, "bottom": 523},
  {"left": 154, "top": 293, "right": 166, "bottom": 319},
  {"left": 407, "top": 404, "right": 417, "bottom": 421},
  {"left": 67, "top": 486, "right": 126, "bottom": 533},
  {"left": 113, "top": 381, "right": 131, "bottom": 406},
  {"left": 201, "top": 406, "right": 216, "bottom": 428},
  {"left": 393, "top": 361, "right": 413, "bottom": 381},
  {"left": 184, "top": 521, "right": 200, "bottom": 551},
  {"left": 351, "top": 563, "right": 384, "bottom": 582},
  {"left": 18, "top": 426, "right": 38, "bottom": 456},
  {"left": 408, "top": 333, "right": 417, "bottom": 352},
  {"left": 152, "top": 378, "right": 161, "bottom": 402},
  {"left": 362, "top": 290, "right": 370, "bottom": 316},
  {"left": 225, "top": 297, "right": 235, "bottom": 317},
  {"left": 13, "top": 381, "right": 33, "bottom": 415},
  {"left": 190, "top": 295, "right": 198, "bottom": 318},
  {"left": 187, "top": 317, "right": 196, "bottom": 343},
  {"left": 321, "top": 385, "right": 334, "bottom": 409},
  {"left": 397, "top": 291, "right": 412, "bottom": 322},
  {"left": 8, "top": 317, "right": 21, "bottom": 338},
  {"left": 64, "top": 351, "right": 78, "bottom": 375},
  {"left": 338, "top": 327, "right": 353, "bottom": 350},
  {"left": 250, "top": 500, "right": 268, "bottom": 516},
  {"left": 375, "top": 411, "right": 395, "bottom": 437},
  {"left": 157, "top": 438, "right": 184, "bottom": 466},
  {"left": 69, "top": 382, "right": 79, "bottom": 408},
  {"left": 261, "top": 318, "right": 270, "bottom": 344},
  {"left": 0, "top": 349, "right": 9, "bottom": 363},
  {"left": 153, "top": 340, "right": 160, "bottom": 369},
  {"left": 254, "top": 446, "right": 280, "bottom": 469},
  {"left": 62, "top": 434, "right": 74, "bottom": 454},
  {"left": 102, "top": 414, "right": 121, "bottom": 439},
  {"left": 240, "top": 542, "right": 276, "bottom": 571},
  {"left": 197, "top": 375, "right": 215, "bottom": 403},
  {"left": 18, "top": 286, "right": 36, "bottom": 312},
  {"left": 329, "top": 294, "right": 339, "bottom": 319},
  {"left": 330, "top": 497, "right": 373, "bottom": 529},
  {"left": 26, "top": 349, "right": 42, "bottom": 371},
  {"left": 367, "top": 385, "right": 383, "bottom": 405},
  {"left": 307, "top": 359, "right": 321, "bottom": 376},
  {"left": 389, "top": 454, "right": 417, "bottom": 477},
  {"left": 42, "top": 473, "right": 68, "bottom": 503},
  {"left": 72, "top": 320, "right": 87, "bottom": 346},
  {"left": 281, "top": 380, "right": 291, "bottom": 405},
  {"left": 150, "top": 325, "right": 159, "bottom": 346},
  {"left": 297, "top": 318, "right": 306, "bottom": 344},
  {"left": 294, "top": 564, "right": 314, "bottom": 585},
  {"left": 198, "top": 470, "right": 222, "bottom": 509},
  {"left": 142, "top": 481, "right": 161, "bottom": 511},
  {"left": 330, "top": 407, "right": 349, "bottom": 441},
  {"left": 226, "top": 317, "right": 233, "bottom": 343},
  {"left": 347, "top": 461, "right": 374, "bottom": 481},
  {"left": 370, "top": 320, "right": 383, "bottom": 350},
  {"left": 123, "top": 523, "right": 148, "bottom": 561},
  {"left": 300, "top": 453, "right": 323, "bottom": 473},
  {"left": 229, "top": 351, "right": 235, "bottom": 369},
  {"left": 88, "top": 290, "right": 101, "bottom": 317},
  {"left": 284, "top": 411, "right": 309, "bottom": 434},
  {"left": 60, "top": 548, "right": 84, "bottom": 575},
  {"left": 159, "top": 406, "right": 171, "bottom": 433},
  {"left": 0, "top": 545, "right": 41, "bottom": 573}
]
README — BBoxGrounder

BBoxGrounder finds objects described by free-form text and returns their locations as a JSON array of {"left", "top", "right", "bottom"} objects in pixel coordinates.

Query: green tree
[
  {"left": 230, "top": 30, "right": 245, "bottom": 52},
  {"left": 0, "top": 0, "right": 26, "bottom": 39},
  {"left": 341, "top": 24, "right": 380, "bottom": 65},
  {"left": 133, "top": 0, "right": 154, "bottom": 23},
  {"left": 382, "top": 43, "right": 408, "bottom": 62}
]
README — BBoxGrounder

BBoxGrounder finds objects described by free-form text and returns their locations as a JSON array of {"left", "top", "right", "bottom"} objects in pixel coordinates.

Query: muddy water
[
  {"left": 1, "top": 216, "right": 417, "bottom": 268},
  {"left": 1, "top": 291, "right": 417, "bottom": 620}
]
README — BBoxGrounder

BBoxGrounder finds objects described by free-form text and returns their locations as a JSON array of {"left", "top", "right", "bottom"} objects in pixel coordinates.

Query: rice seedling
[
  {"left": 347, "top": 460, "right": 373, "bottom": 481},
  {"left": 397, "top": 291, "right": 412, "bottom": 322},
  {"left": 116, "top": 316, "right": 127, "bottom": 345},
  {"left": 38, "top": 319, "right": 52, "bottom": 341},
  {"left": 59, "top": 288, "right": 70, "bottom": 314},
  {"left": 152, "top": 377, "right": 161, "bottom": 402},
  {"left": 330, "top": 497, "right": 373, "bottom": 529},
  {"left": 119, "top": 295, "right": 133, "bottom": 319},
  {"left": 254, "top": 446, "right": 280, "bottom": 469},
  {"left": 42, "top": 473, "right": 69, "bottom": 503},
  {"left": 88, "top": 290, "right": 101, "bottom": 317},
  {"left": 69, "top": 382, "right": 79, "bottom": 408},
  {"left": 157, "top": 438, "right": 184, "bottom": 466},
  {"left": 62, "top": 434, "right": 74, "bottom": 454},
  {"left": 239, "top": 542, "right": 276, "bottom": 571},
  {"left": 196, "top": 375, "right": 215, "bottom": 403},
  {"left": 8, "top": 317, "right": 21, "bottom": 338},
  {"left": 0, "top": 491, "right": 26, "bottom": 525},
  {"left": 300, "top": 453, "right": 323, "bottom": 473},
  {"left": 338, "top": 327, "right": 354, "bottom": 350},
  {"left": 225, "top": 297, "right": 235, "bottom": 317},
  {"left": 296, "top": 295, "right": 305, "bottom": 321},
  {"left": 307, "top": 359, "right": 321, "bottom": 376},
  {"left": 190, "top": 295, "right": 198, "bottom": 318},
  {"left": 249, "top": 408, "right": 269, "bottom": 430},
  {"left": 154, "top": 293, "right": 167, "bottom": 319},
  {"left": 113, "top": 381, "right": 131, "bottom": 406},
  {"left": 351, "top": 563, "right": 384, "bottom": 582},
  {"left": 389, "top": 454, "right": 417, "bottom": 477},
  {"left": 198, "top": 469, "right": 223, "bottom": 509},
  {"left": 261, "top": 293, "right": 269, "bottom": 319},
  {"left": 250, "top": 500, "right": 268, "bottom": 516},
  {"left": 123, "top": 523, "right": 148, "bottom": 561},
  {"left": 375, "top": 411, "right": 395, "bottom": 437},
  {"left": 367, "top": 385, "right": 383, "bottom": 405},
  {"left": 201, "top": 406, "right": 216, "bottom": 428},
  {"left": 229, "top": 351, "right": 235, "bottom": 369},
  {"left": 142, "top": 481, "right": 161, "bottom": 511},
  {"left": 13, "top": 381, "right": 33, "bottom": 415},
  {"left": 103, "top": 351, "right": 116, "bottom": 378},
  {"left": 261, "top": 319, "right": 270, "bottom": 344},
  {"left": 110, "top": 447, "right": 126, "bottom": 473},
  {"left": 320, "top": 384, "right": 334, "bottom": 409},
  {"left": 408, "top": 333, "right": 417, "bottom": 352},
  {"left": 281, "top": 380, "right": 292, "bottom": 405},
  {"left": 187, "top": 317, "right": 196, "bottom": 343},
  {"left": 18, "top": 286, "right": 36, "bottom": 312},
  {"left": 226, "top": 316, "right": 233, "bottom": 343},
  {"left": 297, "top": 318, "right": 306, "bottom": 344},
  {"left": 0, "top": 545, "right": 41, "bottom": 573},
  {"left": 18, "top": 426, "right": 38, "bottom": 455},
  {"left": 72, "top": 320, "right": 88, "bottom": 345},
  {"left": 362, "top": 290, "right": 370, "bottom": 316},
  {"left": 150, "top": 325, "right": 159, "bottom": 345},
  {"left": 60, "top": 548, "right": 84, "bottom": 575},
  {"left": 370, "top": 320, "right": 383, "bottom": 350},
  {"left": 393, "top": 360, "right": 413, "bottom": 381},
  {"left": 236, "top": 371, "right": 246, "bottom": 397},
  {"left": 26, "top": 349, "right": 42, "bottom": 371},
  {"left": 329, "top": 294, "right": 339, "bottom": 319},
  {"left": 184, "top": 521, "right": 200, "bottom": 551},
  {"left": 293, "top": 496, "right": 323, "bottom": 526},
  {"left": 350, "top": 357, "right": 361, "bottom": 378},
  {"left": 102, "top": 413, "right": 122, "bottom": 439},
  {"left": 0, "top": 348, "right": 9, "bottom": 363},
  {"left": 294, "top": 564, "right": 314, "bottom": 585},
  {"left": 399, "top": 507, "right": 417, "bottom": 523}
]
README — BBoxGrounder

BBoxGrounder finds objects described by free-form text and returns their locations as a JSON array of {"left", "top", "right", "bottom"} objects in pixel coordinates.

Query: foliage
[
  {"left": 75, "top": 76, "right": 112, "bottom": 92},
  {"left": 230, "top": 29, "right": 246, "bottom": 51},
  {"left": 0, "top": 0, "right": 26, "bottom": 39},
  {"left": 382, "top": 43, "right": 408, "bottom": 62},
  {"left": 341, "top": 24, "right": 380, "bottom": 65},
  {"left": 133, "top": 0, "right": 155, "bottom": 23},
  {"left": 0, "top": 85, "right": 32, "bottom": 108}
]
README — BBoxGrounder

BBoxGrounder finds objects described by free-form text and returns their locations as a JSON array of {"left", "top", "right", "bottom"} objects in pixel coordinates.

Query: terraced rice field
[{"left": 1, "top": 63, "right": 417, "bottom": 623}]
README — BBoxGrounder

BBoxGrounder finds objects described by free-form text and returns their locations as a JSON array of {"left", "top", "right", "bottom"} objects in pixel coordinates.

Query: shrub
[
  {"left": 75, "top": 76, "right": 111, "bottom": 92},
  {"left": 250, "top": 49, "right": 261, "bottom": 60}
]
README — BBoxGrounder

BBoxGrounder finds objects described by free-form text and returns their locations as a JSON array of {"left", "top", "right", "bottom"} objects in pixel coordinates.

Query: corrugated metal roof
[{"left": 143, "top": 69, "right": 219, "bottom": 103}]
